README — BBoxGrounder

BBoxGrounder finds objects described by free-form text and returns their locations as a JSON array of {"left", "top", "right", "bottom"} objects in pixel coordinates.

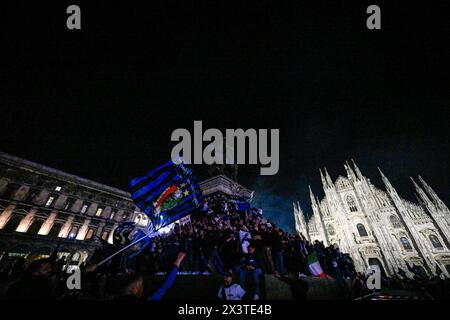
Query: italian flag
[{"left": 307, "top": 251, "right": 327, "bottom": 278}]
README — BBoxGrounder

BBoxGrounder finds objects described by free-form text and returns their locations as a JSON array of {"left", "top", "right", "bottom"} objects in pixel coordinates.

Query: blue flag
[
  {"left": 113, "top": 221, "right": 151, "bottom": 259},
  {"left": 231, "top": 199, "right": 251, "bottom": 212},
  {"left": 129, "top": 160, "right": 203, "bottom": 230}
]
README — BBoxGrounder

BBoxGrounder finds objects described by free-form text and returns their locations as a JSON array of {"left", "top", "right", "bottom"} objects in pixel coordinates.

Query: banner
[{"left": 130, "top": 160, "right": 203, "bottom": 230}]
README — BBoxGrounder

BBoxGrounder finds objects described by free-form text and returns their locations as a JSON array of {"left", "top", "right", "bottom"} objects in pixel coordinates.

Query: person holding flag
[{"left": 97, "top": 159, "right": 203, "bottom": 268}]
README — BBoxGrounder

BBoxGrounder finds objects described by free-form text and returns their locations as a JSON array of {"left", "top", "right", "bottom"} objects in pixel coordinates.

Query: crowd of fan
[{"left": 0, "top": 195, "right": 449, "bottom": 300}]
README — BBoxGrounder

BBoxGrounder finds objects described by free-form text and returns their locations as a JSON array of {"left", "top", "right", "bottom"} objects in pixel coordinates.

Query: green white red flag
[{"left": 307, "top": 251, "right": 327, "bottom": 278}]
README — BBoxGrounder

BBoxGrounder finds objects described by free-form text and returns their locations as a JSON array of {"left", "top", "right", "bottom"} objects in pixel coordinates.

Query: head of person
[
  {"left": 248, "top": 244, "right": 256, "bottom": 254},
  {"left": 26, "top": 258, "right": 53, "bottom": 277},
  {"left": 223, "top": 272, "right": 233, "bottom": 286}
]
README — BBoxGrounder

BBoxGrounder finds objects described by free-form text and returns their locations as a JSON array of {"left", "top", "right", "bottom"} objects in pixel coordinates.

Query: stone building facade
[
  {"left": 0, "top": 152, "right": 149, "bottom": 269},
  {"left": 294, "top": 160, "right": 450, "bottom": 278}
]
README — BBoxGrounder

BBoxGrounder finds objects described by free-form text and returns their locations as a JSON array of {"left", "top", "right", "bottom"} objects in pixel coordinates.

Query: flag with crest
[{"left": 129, "top": 159, "right": 203, "bottom": 230}]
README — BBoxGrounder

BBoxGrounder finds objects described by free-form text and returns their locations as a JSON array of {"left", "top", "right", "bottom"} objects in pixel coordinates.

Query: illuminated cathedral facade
[{"left": 294, "top": 161, "right": 450, "bottom": 278}]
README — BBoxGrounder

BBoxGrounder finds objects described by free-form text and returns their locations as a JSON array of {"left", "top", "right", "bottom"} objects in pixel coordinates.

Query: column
[
  {"left": 59, "top": 216, "right": 75, "bottom": 238},
  {"left": 38, "top": 211, "right": 58, "bottom": 235},
  {"left": 16, "top": 208, "right": 38, "bottom": 233},
  {"left": 76, "top": 218, "right": 91, "bottom": 240},
  {"left": 0, "top": 204, "right": 16, "bottom": 229}
]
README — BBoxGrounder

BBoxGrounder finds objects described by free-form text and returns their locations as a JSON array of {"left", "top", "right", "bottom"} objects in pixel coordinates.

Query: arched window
[
  {"left": 390, "top": 215, "right": 402, "bottom": 228},
  {"left": 327, "top": 224, "right": 335, "bottom": 236},
  {"left": 3, "top": 215, "right": 23, "bottom": 232},
  {"left": 357, "top": 223, "right": 368, "bottom": 237},
  {"left": 346, "top": 195, "right": 358, "bottom": 212},
  {"left": 429, "top": 235, "right": 443, "bottom": 249},
  {"left": 400, "top": 237, "right": 413, "bottom": 251}
]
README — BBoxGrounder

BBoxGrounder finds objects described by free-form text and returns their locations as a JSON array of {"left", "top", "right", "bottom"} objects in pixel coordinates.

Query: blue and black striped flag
[{"left": 129, "top": 160, "right": 203, "bottom": 230}]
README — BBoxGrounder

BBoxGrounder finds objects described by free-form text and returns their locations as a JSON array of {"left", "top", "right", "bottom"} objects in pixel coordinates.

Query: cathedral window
[
  {"left": 390, "top": 215, "right": 402, "bottom": 228},
  {"left": 357, "top": 223, "right": 368, "bottom": 237},
  {"left": 346, "top": 195, "right": 358, "bottom": 212},
  {"left": 327, "top": 224, "right": 335, "bottom": 236},
  {"left": 400, "top": 237, "right": 413, "bottom": 251},
  {"left": 429, "top": 235, "right": 443, "bottom": 249}
]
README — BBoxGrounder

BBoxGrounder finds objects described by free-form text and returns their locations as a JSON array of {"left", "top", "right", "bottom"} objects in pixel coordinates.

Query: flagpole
[{"left": 97, "top": 230, "right": 156, "bottom": 267}]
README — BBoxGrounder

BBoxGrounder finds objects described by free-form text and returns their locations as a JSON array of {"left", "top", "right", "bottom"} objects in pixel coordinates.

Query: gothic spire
[
  {"left": 324, "top": 167, "right": 334, "bottom": 187},
  {"left": 379, "top": 168, "right": 402, "bottom": 203},
  {"left": 410, "top": 177, "right": 431, "bottom": 204},
  {"left": 351, "top": 159, "right": 364, "bottom": 179},
  {"left": 344, "top": 161, "right": 356, "bottom": 180},
  {"left": 319, "top": 168, "right": 328, "bottom": 189},
  {"left": 418, "top": 175, "right": 444, "bottom": 205},
  {"left": 309, "top": 185, "right": 318, "bottom": 207},
  {"left": 378, "top": 167, "right": 393, "bottom": 191}
]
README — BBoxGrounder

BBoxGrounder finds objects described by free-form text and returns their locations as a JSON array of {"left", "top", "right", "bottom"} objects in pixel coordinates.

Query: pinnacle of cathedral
[
  {"left": 324, "top": 167, "right": 334, "bottom": 186},
  {"left": 351, "top": 159, "right": 364, "bottom": 179},
  {"left": 319, "top": 168, "right": 328, "bottom": 189},
  {"left": 378, "top": 167, "right": 388, "bottom": 183},
  {"left": 344, "top": 161, "right": 356, "bottom": 180},
  {"left": 378, "top": 167, "right": 397, "bottom": 196},
  {"left": 410, "top": 176, "right": 431, "bottom": 204},
  {"left": 309, "top": 185, "right": 318, "bottom": 207},
  {"left": 418, "top": 175, "right": 443, "bottom": 205}
]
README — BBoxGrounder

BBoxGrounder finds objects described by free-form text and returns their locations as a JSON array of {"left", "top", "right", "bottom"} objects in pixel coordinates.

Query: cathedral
[{"left": 293, "top": 160, "right": 450, "bottom": 278}]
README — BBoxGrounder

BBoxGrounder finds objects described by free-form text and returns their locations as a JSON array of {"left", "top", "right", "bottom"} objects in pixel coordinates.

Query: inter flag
[
  {"left": 307, "top": 251, "right": 327, "bottom": 278},
  {"left": 130, "top": 160, "right": 203, "bottom": 230}
]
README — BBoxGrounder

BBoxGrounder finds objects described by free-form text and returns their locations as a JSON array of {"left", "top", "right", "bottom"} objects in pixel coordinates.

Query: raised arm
[{"left": 147, "top": 251, "right": 186, "bottom": 300}]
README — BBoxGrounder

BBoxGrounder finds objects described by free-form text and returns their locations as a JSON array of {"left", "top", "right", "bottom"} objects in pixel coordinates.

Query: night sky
[{"left": 1, "top": 1, "right": 449, "bottom": 232}]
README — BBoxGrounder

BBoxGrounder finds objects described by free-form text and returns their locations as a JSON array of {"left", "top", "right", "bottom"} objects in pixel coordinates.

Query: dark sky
[{"left": 1, "top": 1, "right": 449, "bottom": 232}]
